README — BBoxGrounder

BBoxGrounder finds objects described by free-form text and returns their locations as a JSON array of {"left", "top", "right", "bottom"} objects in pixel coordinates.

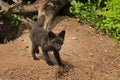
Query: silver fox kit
[{"left": 30, "top": 14, "right": 65, "bottom": 66}]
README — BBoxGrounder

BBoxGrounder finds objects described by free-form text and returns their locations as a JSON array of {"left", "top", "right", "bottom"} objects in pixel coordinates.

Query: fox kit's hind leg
[{"left": 31, "top": 43, "right": 39, "bottom": 60}]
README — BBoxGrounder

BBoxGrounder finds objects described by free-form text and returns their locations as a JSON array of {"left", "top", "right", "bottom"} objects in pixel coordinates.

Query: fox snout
[
  {"left": 54, "top": 44, "right": 61, "bottom": 51},
  {"left": 57, "top": 46, "right": 61, "bottom": 51}
]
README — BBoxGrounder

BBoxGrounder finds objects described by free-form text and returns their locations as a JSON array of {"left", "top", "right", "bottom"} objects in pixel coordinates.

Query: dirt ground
[{"left": 0, "top": 16, "right": 120, "bottom": 80}]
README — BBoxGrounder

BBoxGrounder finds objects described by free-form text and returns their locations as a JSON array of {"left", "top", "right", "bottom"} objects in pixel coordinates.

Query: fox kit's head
[
  {"left": 48, "top": 30, "right": 65, "bottom": 51},
  {"left": 43, "top": 0, "right": 61, "bottom": 17}
]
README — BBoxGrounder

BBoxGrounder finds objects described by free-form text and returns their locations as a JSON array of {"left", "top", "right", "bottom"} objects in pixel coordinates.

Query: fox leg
[
  {"left": 42, "top": 48, "right": 54, "bottom": 66},
  {"left": 31, "top": 43, "right": 39, "bottom": 60}
]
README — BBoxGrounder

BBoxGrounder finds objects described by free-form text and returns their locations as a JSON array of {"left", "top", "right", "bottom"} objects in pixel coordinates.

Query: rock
[
  {"left": 71, "top": 36, "right": 78, "bottom": 40},
  {"left": 100, "top": 37, "right": 103, "bottom": 40},
  {"left": 118, "top": 64, "right": 120, "bottom": 67},
  {"left": 8, "top": 70, "right": 13, "bottom": 75},
  {"left": 104, "top": 49, "right": 108, "bottom": 52},
  {"left": 20, "top": 39, "right": 24, "bottom": 42},
  {"left": 90, "top": 65, "right": 94, "bottom": 69},
  {"left": 89, "top": 53, "right": 93, "bottom": 57},
  {"left": 59, "top": 27, "right": 65, "bottom": 29},
  {"left": 111, "top": 62, "right": 114, "bottom": 65},
  {"left": 31, "top": 67, "right": 34, "bottom": 71}
]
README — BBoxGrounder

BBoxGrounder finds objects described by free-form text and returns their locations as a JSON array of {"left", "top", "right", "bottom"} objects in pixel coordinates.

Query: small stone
[
  {"left": 72, "top": 36, "right": 78, "bottom": 40},
  {"left": 104, "top": 49, "right": 108, "bottom": 52},
  {"left": 31, "top": 67, "right": 34, "bottom": 71},
  {"left": 8, "top": 71, "right": 13, "bottom": 75},
  {"left": 111, "top": 62, "right": 114, "bottom": 65},
  {"left": 118, "top": 64, "right": 120, "bottom": 67},
  {"left": 89, "top": 53, "right": 93, "bottom": 57},
  {"left": 117, "top": 49, "right": 119, "bottom": 51},
  {"left": 59, "top": 27, "right": 65, "bottom": 29},
  {"left": 90, "top": 65, "right": 94, "bottom": 69},
  {"left": 20, "top": 39, "right": 24, "bottom": 42},
  {"left": 100, "top": 37, "right": 103, "bottom": 40},
  {"left": 89, "top": 27, "right": 92, "bottom": 29}
]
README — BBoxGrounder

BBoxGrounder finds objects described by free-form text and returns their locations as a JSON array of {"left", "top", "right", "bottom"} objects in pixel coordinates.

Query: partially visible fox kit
[
  {"left": 30, "top": 14, "right": 65, "bottom": 66},
  {"left": 42, "top": 0, "right": 61, "bottom": 30},
  {"left": 37, "top": 0, "right": 69, "bottom": 30}
]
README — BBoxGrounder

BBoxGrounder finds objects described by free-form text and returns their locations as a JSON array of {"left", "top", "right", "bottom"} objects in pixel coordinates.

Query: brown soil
[{"left": 0, "top": 16, "right": 120, "bottom": 80}]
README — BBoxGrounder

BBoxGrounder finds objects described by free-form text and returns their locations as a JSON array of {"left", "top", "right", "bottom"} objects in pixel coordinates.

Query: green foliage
[
  {"left": 32, "top": 15, "right": 38, "bottom": 21},
  {"left": 69, "top": 0, "right": 97, "bottom": 22},
  {"left": 0, "top": 13, "right": 22, "bottom": 27},
  {"left": 23, "top": 1, "right": 31, "bottom": 5},
  {"left": 6, "top": 14, "right": 22, "bottom": 27},
  {"left": 69, "top": 0, "right": 120, "bottom": 40},
  {"left": 96, "top": 0, "right": 120, "bottom": 40}
]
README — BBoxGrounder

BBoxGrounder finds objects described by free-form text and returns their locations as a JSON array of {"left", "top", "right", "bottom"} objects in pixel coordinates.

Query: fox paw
[
  {"left": 59, "top": 63, "right": 65, "bottom": 67},
  {"left": 33, "top": 57, "right": 39, "bottom": 60},
  {"left": 47, "top": 61, "right": 54, "bottom": 66}
]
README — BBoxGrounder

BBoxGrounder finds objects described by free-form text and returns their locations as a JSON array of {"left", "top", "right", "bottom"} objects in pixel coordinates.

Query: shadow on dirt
[
  {"left": 36, "top": 52, "right": 74, "bottom": 78},
  {"left": 0, "top": 19, "right": 17, "bottom": 44},
  {"left": 0, "top": 18, "right": 31, "bottom": 44},
  {"left": 55, "top": 62, "right": 74, "bottom": 79}
]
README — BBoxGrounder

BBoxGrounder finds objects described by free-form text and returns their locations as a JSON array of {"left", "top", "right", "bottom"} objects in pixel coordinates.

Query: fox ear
[
  {"left": 48, "top": 31, "right": 56, "bottom": 40},
  {"left": 59, "top": 30, "right": 65, "bottom": 39}
]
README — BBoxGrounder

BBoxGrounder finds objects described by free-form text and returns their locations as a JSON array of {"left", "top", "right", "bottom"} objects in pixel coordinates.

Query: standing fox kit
[{"left": 30, "top": 14, "right": 65, "bottom": 66}]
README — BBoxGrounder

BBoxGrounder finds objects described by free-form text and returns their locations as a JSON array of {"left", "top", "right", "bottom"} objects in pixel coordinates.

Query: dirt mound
[{"left": 0, "top": 17, "right": 120, "bottom": 80}]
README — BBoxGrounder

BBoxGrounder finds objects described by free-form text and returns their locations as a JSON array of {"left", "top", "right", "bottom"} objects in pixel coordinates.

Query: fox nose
[
  {"left": 57, "top": 46, "right": 61, "bottom": 50},
  {"left": 58, "top": 46, "right": 61, "bottom": 49}
]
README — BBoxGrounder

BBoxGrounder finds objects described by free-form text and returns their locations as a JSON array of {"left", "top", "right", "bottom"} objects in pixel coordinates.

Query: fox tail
[{"left": 35, "top": 14, "right": 45, "bottom": 27}]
